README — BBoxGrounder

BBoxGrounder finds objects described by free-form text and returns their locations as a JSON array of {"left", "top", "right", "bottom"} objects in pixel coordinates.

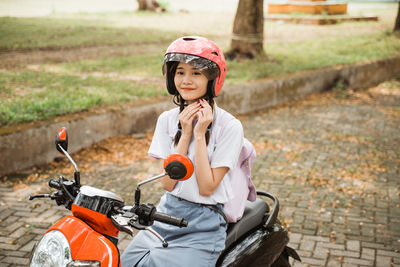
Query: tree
[
  {"left": 137, "top": 0, "right": 165, "bottom": 12},
  {"left": 394, "top": 1, "right": 400, "bottom": 32},
  {"left": 226, "top": 0, "right": 265, "bottom": 60}
]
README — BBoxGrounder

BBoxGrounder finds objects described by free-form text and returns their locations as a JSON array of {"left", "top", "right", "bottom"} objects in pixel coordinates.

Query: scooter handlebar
[
  {"left": 153, "top": 211, "right": 188, "bottom": 228},
  {"left": 48, "top": 178, "right": 61, "bottom": 190}
]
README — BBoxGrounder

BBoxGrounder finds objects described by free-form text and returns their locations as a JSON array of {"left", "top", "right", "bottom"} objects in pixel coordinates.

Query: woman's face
[{"left": 174, "top": 62, "right": 208, "bottom": 104}]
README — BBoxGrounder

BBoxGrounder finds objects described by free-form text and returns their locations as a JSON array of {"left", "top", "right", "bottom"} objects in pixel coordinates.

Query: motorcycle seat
[{"left": 225, "top": 198, "right": 269, "bottom": 248}]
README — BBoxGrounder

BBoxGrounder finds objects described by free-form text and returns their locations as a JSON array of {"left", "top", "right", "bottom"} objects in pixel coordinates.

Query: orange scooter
[
  {"left": 28, "top": 127, "right": 192, "bottom": 266},
  {"left": 28, "top": 127, "right": 300, "bottom": 267}
]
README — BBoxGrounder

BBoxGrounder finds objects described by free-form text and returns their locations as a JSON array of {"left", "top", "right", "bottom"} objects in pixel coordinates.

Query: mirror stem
[
  {"left": 134, "top": 173, "right": 167, "bottom": 206},
  {"left": 137, "top": 173, "right": 167, "bottom": 188},
  {"left": 135, "top": 188, "right": 141, "bottom": 206},
  {"left": 57, "top": 144, "right": 79, "bottom": 172},
  {"left": 74, "top": 171, "right": 81, "bottom": 187}
]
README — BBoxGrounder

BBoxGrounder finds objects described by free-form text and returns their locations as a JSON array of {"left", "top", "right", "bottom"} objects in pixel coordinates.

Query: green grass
[
  {"left": 227, "top": 31, "right": 400, "bottom": 82},
  {"left": 0, "top": 70, "right": 165, "bottom": 124},
  {"left": 60, "top": 31, "right": 400, "bottom": 83},
  {"left": 0, "top": 17, "right": 177, "bottom": 51},
  {"left": 64, "top": 52, "right": 164, "bottom": 76}
]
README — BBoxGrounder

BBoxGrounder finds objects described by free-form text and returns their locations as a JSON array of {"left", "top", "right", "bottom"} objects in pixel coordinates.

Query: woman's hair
[{"left": 169, "top": 62, "right": 214, "bottom": 146}]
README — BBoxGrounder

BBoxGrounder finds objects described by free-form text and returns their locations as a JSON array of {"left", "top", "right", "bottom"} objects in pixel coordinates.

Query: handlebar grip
[
  {"left": 153, "top": 211, "right": 188, "bottom": 228},
  {"left": 48, "top": 179, "right": 61, "bottom": 190}
]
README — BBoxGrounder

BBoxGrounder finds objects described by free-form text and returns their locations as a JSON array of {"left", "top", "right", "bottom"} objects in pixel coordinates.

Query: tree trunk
[
  {"left": 226, "top": 0, "right": 264, "bottom": 60},
  {"left": 394, "top": 1, "right": 400, "bottom": 32},
  {"left": 137, "top": 0, "right": 165, "bottom": 12}
]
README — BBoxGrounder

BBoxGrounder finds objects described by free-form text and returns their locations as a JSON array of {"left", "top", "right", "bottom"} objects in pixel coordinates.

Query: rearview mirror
[
  {"left": 55, "top": 127, "right": 68, "bottom": 154},
  {"left": 163, "top": 154, "right": 193, "bottom": 181}
]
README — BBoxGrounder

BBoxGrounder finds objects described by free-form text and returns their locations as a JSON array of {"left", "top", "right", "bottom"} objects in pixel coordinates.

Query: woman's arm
[
  {"left": 161, "top": 102, "right": 200, "bottom": 191},
  {"left": 194, "top": 134, "right": 229, "bottom": 196},
  {"left": 193, "top": 99, "right": 229, "bottom": 196}
]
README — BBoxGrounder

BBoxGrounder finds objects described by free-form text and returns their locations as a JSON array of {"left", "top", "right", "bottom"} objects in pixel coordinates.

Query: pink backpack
[{"left": 217, "top": 111, "right": 257, "bottom": 223}]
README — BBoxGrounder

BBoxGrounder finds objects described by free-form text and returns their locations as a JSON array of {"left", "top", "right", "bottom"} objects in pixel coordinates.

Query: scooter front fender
[{"left": 48, "top": 216, "right": 120, "bottom": 267}]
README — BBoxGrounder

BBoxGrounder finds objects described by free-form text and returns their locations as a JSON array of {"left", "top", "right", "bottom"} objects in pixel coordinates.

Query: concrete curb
[{"left": 1, "top": 56, "right": 399, "bottom": 176}]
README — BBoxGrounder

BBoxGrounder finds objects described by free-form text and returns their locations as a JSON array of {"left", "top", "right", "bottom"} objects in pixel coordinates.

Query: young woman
[{"left": 121, "top": 36, "right": 244, "bottom": 267}]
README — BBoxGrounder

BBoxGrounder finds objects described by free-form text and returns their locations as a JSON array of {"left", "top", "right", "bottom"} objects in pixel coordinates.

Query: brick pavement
[{"left": 0, "top": 89, "right": 399, "bottom": 266}]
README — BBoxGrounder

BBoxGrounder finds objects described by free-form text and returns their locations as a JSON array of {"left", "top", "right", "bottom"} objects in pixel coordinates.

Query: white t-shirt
[{"left": 148, "top": 104, "right": 244, "bottom": 205}]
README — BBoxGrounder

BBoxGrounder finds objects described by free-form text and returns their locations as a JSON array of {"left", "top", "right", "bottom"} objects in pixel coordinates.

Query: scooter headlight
[{"left": 30, "top": 230, "right": 72, "bottom": 267}]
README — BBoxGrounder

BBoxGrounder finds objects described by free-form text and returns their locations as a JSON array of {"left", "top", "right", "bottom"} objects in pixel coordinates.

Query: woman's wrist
[
  {"left": 180, "top": 130, "right": 192, "bottom": 139},
  {"left": 194, "top": 132, "right": 206, "bottom": 141},
  {"left": 194, "top": 127, "right": 208, "bottom": 137}
]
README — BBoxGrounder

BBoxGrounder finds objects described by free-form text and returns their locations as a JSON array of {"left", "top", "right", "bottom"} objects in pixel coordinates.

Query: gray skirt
[{"left": 121, "top": 193, "right": 227, "bottom": 267}]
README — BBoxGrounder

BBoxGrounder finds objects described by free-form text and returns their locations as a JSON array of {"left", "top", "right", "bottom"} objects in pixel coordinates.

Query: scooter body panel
[
  {"left": 217, "top": 223, "right": 289, "bottom": 267},
  {"left": 48, "top": 216, "right": 120, "bottom": 267},
  {"left": 71, "top": 203, "right": 120, "bottom": 238}
]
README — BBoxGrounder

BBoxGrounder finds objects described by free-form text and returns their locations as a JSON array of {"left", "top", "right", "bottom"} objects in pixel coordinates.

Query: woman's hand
[
  {"left": 179, "top": 102, "right": 201, "bottom": 137},
  {"left": 194, "top": 99, "right": 213, "bottom": 138}
]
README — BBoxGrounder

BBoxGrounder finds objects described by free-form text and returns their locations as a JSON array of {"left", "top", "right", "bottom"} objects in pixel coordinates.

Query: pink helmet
[{"left": 162, "top": 36, "right": 227, "bottom": 97}]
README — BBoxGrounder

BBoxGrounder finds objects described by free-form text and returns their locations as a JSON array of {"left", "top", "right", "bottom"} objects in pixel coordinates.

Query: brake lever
[
  {"left": 111, "top": 213, "right": 136, "bottom": 236},
  {"left": 29, "top": 193, "right": 56, "bottom": 201}
]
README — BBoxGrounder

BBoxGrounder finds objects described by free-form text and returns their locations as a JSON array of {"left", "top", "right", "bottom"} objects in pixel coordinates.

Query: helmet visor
[{"left": 163, "top": 53, "right": 220, "bottom": 80}]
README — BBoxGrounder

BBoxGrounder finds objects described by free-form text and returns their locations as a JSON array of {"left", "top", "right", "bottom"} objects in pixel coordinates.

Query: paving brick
[
  {"left": 292, "top": 262, "right": 309, "bottom": 267},
  {"left": 0, "top": 250, "right": 28, "bottom": 257},
  {"left": 330, "top": 249, "right": 360, "bottom": 258},
  {"left": 0, "top": 236, "right": 14, "bottom": 243},
  {"left": 32, "top": 204, "right": 51, "bottom": 213},
  {"left": 12, "top": 206, "right": 31, "bottom": 212},
  {"left": 326, "top": 257, "right": 342, "bottom": 266},
  {"left": 300, "top": 240, "right": 315, "bottom": 251},
  {"left": 300, "top": 256, "right": 326, "bottom": 266},
  {"left": 308, "top": 214, "right": 332, "bottom": 223},
  {"left": 0, "top": 209, "right": 14, "bottom": 222},
  {"left": 377, "top": 249, "right": 400, "bottom": 258},
  {"left": 10, "top": 227, "right": 27, "bottom": 239},
  {"left": 347, "top": 234, "right": 374, "bottom": 242},
  {"left": 5, "top": 222, "right": 24, "bottom": 234},
  {"left": 1, "top": 256, "right": 29, "bottom": 265},
  {"left": 303, "top": 220, "right": 318, "bottom": 230},
  {"left": 287, "top": 241, "right": 300, "bottom": 250},
  {"left": 361, "top": 248, "right": 375, "bottom": 261},
  {"left": 16, "top": 233, "right": 35, "bottom": 247},
  {"left": 333, "top": 216, "right": 345, "bottom": 224},
  {"left": 289, "top": 227, "right": 316, "bottom": 235},
  {"left": 303, "top": 235, "right": 330, "bottom": 243},
  {"left": 288, "top": 232, "right": 302, "bottom": 243},
  {"left": 14, "top": 211, "right": 38, "bottom": 217},
  {"left": 313, "top": 246, "right": 329, "bottom": 260},
  {"left": 376, "top": 255, "right": 392, "bottom": 267},
  {"left": 318, "top": 242, "right": 345, "bottom": 250},
  {"left": 19, "top": 240, "right": 36, "bottom": 252},
  {"left": 37, "top": 208, "right": 58, "bottom": 219},
  {"left": 343, "top": 257, "right": 374, "bottom": 266},
  {"left": 361, "top": 226, "right": 375, "bottom": 237},
  {"left": 0, "top": 216, "right": 19, "bottom": 228},
  {"left": 0, "top": 243, "right": 20, "bottom": 250},
  {"left": 346, "top": 240, "right": 360, "bottom": 252},
  {"left": 297, "top": 250, "right": 312, "bottom": 258},
  {"left": 0, "top": 184, "right": 13, "bottom": 190}
]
